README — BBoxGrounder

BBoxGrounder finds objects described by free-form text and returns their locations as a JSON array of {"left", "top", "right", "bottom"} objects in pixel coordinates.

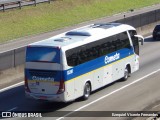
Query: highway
[{"left": 0, "top": 36, "right": 160, "bottom": 120}]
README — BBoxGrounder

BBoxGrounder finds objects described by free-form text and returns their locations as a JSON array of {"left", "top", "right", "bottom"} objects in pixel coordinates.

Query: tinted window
[
  {"left": 26, "top": 47, "right": 60, "bottom": 63},
  {"left": 117, "top": 32, "right": 131, "bottom": 49},
  {"left": 66, "top": 32, "right": 131, "bottom": 66}
]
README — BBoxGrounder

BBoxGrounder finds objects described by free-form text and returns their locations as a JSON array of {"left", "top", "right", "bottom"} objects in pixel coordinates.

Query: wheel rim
[
  {"left": 124, "top": 68, "right": 129, "bottom": 79},
  {"left": 84, "top": 83, "right": 90, "bottom": 98}
]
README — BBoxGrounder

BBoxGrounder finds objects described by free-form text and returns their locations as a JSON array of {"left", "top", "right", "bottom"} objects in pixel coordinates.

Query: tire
[
  {"left": 153, "top": 36, "right": 156, "bottom": 40},
  {"left": 122, "top": 67, "right": 129, "bottom": 81},
  {"left": 82, "top": 82, "right": 91, "bottom": 100},
  {"left": 153, "top": 36, "right": 157, "bottom": 40}
]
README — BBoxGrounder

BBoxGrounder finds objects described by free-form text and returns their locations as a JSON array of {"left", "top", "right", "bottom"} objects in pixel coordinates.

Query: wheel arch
[
  {"left": 84, "top": 79, "right": 92, "bottom": 92},
  {"left": 126, "top": 64, "right": 131, "bottom": 75}
]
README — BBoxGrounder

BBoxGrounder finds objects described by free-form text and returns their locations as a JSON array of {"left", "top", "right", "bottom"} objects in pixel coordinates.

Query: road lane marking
[
  {"left": 0, "top": 81, "right": 24, "bottom": 93},
  {"left": 8, "top": 107, "right": 17, "bottom": 112},
  {"left": 145, "top": 35, "right": 152, "bottom": 39},
  {"left": 0, "top": 107, "right": 18, "bottom": 117},
  {"left": 57, "top": 68, "right": 160, "bottom": 120}
]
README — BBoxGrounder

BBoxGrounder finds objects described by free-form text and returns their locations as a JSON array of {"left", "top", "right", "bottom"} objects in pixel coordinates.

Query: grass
[{"left": 0, "top": 0, "right": 160, "bottom": 43}]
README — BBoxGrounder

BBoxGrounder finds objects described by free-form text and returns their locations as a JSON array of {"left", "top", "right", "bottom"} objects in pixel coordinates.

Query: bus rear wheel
[
  {"left": 82, "top": 82, "right": 91, "bottom": 100},
  {"left": 122, "top": 66, "right": 129, "bottom": 81}
]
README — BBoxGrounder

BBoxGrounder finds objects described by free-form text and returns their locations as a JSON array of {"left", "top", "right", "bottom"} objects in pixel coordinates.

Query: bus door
[{"left": 129, "top": 30, "right": 139, "bottom": 55}]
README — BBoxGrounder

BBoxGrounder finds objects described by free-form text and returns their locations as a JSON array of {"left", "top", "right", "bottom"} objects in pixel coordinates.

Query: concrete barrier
[
  {"left": 137, "top": 22, "right": 160, "bottom": 35},
  {"left": 0, "top": 50, "right": 14, "bottom": 71},
  {"left": 14, "top": 47, "right": 25, "bottom": 66},
  {"left": 0, "top": 47, "right": 25, "bottom": 70}
]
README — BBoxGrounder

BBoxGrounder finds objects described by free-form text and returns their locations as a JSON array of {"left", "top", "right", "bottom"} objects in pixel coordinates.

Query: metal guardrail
[
  {"left": 30, "top": 0, "right": 51, "bottom": 6},
  {"left": 0, "top": 0, "right": 21, "bottom": 4},
  {"left": 0, "top": 0, "right": 51, "bottom": 12},
  {"left": 0, "top": 0, "right": 22, "bottom": 11}
]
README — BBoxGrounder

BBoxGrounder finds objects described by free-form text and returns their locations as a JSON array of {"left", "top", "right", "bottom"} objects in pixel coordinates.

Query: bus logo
[
  {"left": 32, "top": 76, "right": 54, "bottom": 81},
  {"left": 105, "top": 53, "right": 120, "bottom": 64}
]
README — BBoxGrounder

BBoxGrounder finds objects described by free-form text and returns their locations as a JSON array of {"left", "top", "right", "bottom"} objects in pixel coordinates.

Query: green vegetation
[{"left": 0, "top": 0, "right": 160, "bottom": 43}]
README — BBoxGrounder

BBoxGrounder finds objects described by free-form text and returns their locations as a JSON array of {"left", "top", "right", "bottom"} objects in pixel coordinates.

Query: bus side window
[
  {"left": 67, "top": 53, "right": 77, "bottom": 66},
  {"left": 95, "top": 45, "right": 101, "bottom": 57},
  {"left": 112, "top": 41, "right": 117, "bottom": 50},
  {"left": 79, "top": 51, "right": 86, "bottom": 63},
  {"left": 124, "top": 39, "right": 131, "bottom": 49},
  {"left": 116, "top": 39, "right": 122, "bottom": 50},
  {"left": 102, "top": 43, "right": 109, "bottom": 54},
  {"left": 110, "top": 41, "right": 116, "bottom": 53},
  {"left": 66, "top": 31, "right": 133, "bottom": 67},
  {"left": 91, "top": 47, "right": 99, "bottom": 58},
  {"left": 99, "top": 42, "right": 107, "bottom": 56},
  {"left": 67, "top": 56, "right": 72, "bottom": 66},
  {"left": 77, "top": 54, "right": 82, "bottom": 65},
  {"left": 85, "top": 48, "right": 92, "bottom": 60}
]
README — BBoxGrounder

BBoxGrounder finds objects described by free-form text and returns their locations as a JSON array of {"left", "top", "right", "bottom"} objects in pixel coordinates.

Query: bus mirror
[{"left": 134, "top": 35, "right": 144, "bottom": 45}]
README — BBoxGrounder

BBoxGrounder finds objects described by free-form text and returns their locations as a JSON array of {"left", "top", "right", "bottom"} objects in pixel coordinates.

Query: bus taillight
[
  {"left": 25, "top": 77, "right": 31, "bottom": 93},
  {"left": 57, "top": 80, "right": 65, "bottom": 94}
]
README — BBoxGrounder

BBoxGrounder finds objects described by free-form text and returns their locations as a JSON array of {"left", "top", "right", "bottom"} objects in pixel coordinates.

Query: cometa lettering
[
  {"left": 32, "top": 76, "right": 54, "bottom": 81},
  {"left": 105, "top": 53, "right": 120, "bottom": 64}
]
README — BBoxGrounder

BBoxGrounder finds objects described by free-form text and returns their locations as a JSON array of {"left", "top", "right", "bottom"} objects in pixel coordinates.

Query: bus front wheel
[{"left": 82, "top": 82, "right": 91, "bottom": 100}]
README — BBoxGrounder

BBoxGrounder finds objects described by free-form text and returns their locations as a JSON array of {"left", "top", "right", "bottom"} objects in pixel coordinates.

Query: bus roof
[{"left": 29, "top": 23, "right": 135, "bottom": 49}]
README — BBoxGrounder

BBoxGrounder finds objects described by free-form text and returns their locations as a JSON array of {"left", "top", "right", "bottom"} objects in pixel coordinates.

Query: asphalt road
[{"left": 0, "top": 36, "right": 160, "bottom": 120}]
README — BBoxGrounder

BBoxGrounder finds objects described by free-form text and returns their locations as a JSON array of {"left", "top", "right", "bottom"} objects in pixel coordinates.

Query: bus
[{"left": 25, "top": 23, "right": 144, "bottom": 102}]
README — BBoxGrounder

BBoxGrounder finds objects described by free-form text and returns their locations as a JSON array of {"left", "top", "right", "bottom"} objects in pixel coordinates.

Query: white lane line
[
  {"left": 8, "top": 107, "right": 18, "bottom": 112},
  {"left": 0, "top": 81, "right": 24, "bottom": 93},
  {"left": 0, "top": 107, "right": 18, "bottom": 116},
  {"left": 145, "top": 35, "right": 152, "bottom": 39},
  {"left": 56, "top": 68, "right": 160, "bottom": 120}
]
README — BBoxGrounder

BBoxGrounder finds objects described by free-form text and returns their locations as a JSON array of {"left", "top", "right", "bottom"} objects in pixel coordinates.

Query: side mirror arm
[{"left": 134, "top": 35, "right": 144, "bottom": 45}]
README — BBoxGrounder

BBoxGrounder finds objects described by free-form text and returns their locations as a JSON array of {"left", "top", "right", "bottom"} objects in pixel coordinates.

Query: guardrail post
[
  {"left": 18, "top": 1, "right": 22, "bottom": 9},
  {"left": 14, "top": 49, "right": 16, "bottom": 68},
  {"left": 2, "top": 4, "right": 5, "bottom": 12},
  {"left": 123, "top": 15, "right": 126, "bottom": 24},
  {"left": 34, "top": 0, "right": 37, "bottom": 6}
]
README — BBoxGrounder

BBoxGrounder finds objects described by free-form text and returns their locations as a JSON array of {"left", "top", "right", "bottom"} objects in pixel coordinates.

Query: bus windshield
[{"left": 26, "top": 47, "right": 60, "bottom": 63}]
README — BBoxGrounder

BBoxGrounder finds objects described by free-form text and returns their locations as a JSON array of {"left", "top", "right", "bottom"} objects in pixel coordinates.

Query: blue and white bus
[{"left": 25, "top": 23, "right": 144, "bottom": 102}]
